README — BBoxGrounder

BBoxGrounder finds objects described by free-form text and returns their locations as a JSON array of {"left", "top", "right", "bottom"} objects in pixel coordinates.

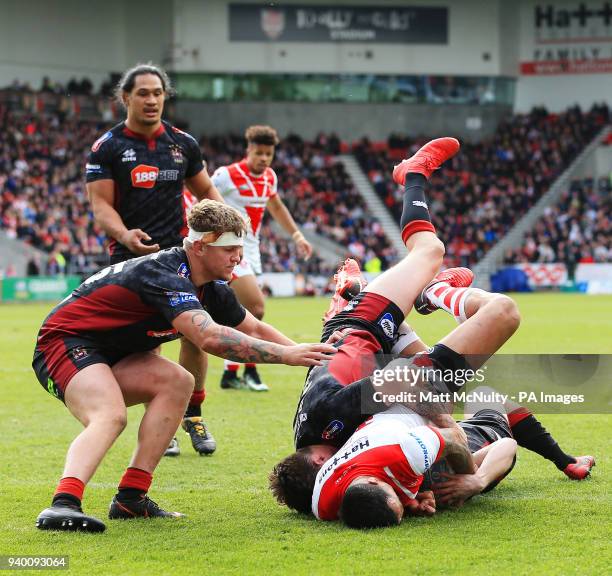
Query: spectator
[
  {"left": 509, "top": 177, "right": 611, "bottom": 265},
  {"left": 40, "top": 76, "right": 57, "bottom": 94},
  {"left": 26, "top": 253, "right": 41, "bottom": 276},
  {"left": 46, "top": 249, "right": 66, "bottom": 275},
  {"left": 67, "top": 78, "right": 80, "bottom": 95}
]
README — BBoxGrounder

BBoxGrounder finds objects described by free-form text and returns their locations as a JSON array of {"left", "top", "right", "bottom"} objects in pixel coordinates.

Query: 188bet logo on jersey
[{"left": 131, "top": 164, "right": 159, "bottom": 188}]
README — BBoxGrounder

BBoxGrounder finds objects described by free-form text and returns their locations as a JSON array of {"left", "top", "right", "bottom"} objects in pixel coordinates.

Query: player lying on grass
[
  {"left": 269, "top": 137, "right": 523, "bottom": 512},
  {"left": 32, "top": 200, "right": 336, "bottom": 533},
  {"left": 317, "top": 384, "right": 595, "bottom": 528},
  {"left": 271, "top": 263, "right": 594, "bottom": 517},
  {"left": 269, "top": 138, "right": 594, "bottom": 514},
  {"left": 310, "top": 402, "right": 519, "bottom": 527}
]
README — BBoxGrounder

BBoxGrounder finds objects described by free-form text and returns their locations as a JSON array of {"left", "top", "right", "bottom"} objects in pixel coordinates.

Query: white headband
[{"left": 187, "top": 228, "right": 244, "bottom": 247}]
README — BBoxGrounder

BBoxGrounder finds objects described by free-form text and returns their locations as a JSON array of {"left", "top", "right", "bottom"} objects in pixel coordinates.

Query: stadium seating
[
  {"left": 1, "top": 94, "right": 608, "bottom": 280},
  {"left": 0, "top": 106, "right": 108, "bottom": 276},
  {"left": 503, "top": 177, "right": 611, "bottom": 265},
  {"left": 202, "top": 133, "right": 398, "bottom": 273},
  {"left": 353, "top": 104, "right": 610, "bottom": 268},
  {"left": 0, "top": 103, "right": 391, "bottom": 278}
]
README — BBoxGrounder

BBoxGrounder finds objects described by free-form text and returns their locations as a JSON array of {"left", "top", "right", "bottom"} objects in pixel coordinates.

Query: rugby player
[
  {"left": 318, "top": 387, "right": 593, "bottom": 528},
  {"left": 310, "top": 405, "right": 517, "bottom": 527},
  {"left": 271, "top": 260, "right": 594, "bottom": 515},
  {"left": 211, "top": 125, "right": 312, "bottom": 391},
  {"left": 269, "top": 137, "right": 526, "bottom": 512},
  {"left": 33, "top": 200, "right": 336, "bottom": 533},
  {"left": 87, "top": 63, "right": 221, "bottom": 456}
]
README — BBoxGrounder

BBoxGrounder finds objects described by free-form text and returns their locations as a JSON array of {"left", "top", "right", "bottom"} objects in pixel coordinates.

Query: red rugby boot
[
  {"left": 563, "top": 456, "right": 595, "bottom": 480},
  {"left": 323, "top": 259, "right": 366, "bottom": 323},
  {"left": 415, "top": 267, "right": 474, "bottom": 315},
  {"left": 393, "top": 137, "right": 460, "bottom": 185}
]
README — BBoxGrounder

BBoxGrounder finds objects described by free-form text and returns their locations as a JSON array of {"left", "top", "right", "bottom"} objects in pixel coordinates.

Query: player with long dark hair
[{"left": 87, "top": 63, "right": 222, "bottom": 456}]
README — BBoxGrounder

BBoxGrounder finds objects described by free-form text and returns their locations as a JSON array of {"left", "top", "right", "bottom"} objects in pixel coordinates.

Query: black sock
[
  {"left": 400, "top": 173, "right": 433, "bottom": 238},
  {"left": 511, "top": 415, "right": 574, "bottom": 470},
  {"left": 184, "top": 404, "right": 201, "bottom": 418},
  {"left": 52, "top": 493, "right": 81, "bottom": 509},
  {"left": 117, "top": 488, "right": 144, "bottom": 502}
]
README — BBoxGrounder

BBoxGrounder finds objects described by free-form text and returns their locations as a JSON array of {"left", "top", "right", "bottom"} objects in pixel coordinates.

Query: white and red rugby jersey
[
  {"left": 211, "top": 159, "right": 278, "bottom": 242},
  {"left": 312, "top": 411, "right": 444, "bottom": 521}
]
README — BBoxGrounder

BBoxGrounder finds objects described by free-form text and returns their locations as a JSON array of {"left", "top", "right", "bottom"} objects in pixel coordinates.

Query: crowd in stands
[
  {"left": 1, "top": 77, "right": 122, "bottom": 124},
  {"left": 4, "top": 75, "right": 113, "bottom": 97},
  {"left": 0, "top": 107, "right": 108, "bottom": 276},
  {"left": 354, "top": 104, "right": 610, "bottom": 268},
  {"left": 503, "top": 177, "right": 611, "bottom": 267},
  {"left": 0, "top": 101, "right": 395, "bottom": 280},
  {"left": 1, "top": 94, "right": 609, "bottom": 282}
]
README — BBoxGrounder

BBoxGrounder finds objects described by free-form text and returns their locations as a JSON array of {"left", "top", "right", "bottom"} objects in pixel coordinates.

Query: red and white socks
[{"left": 423, "top": 284, "right": 484, "bottom": 323}]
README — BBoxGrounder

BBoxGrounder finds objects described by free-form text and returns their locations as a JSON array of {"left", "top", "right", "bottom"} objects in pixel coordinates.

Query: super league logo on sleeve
[
  {"left": 378, "top": 312, "right": 396, "bottom": 340},
  {"left": 177, "top": 263, "right": 190, "bottom": 278},
  {"left": 166, "top": 291, "right": 199, "bottom": 307},
  {"left": 321, "top": 420, "right": 344, "bottom": 440}
]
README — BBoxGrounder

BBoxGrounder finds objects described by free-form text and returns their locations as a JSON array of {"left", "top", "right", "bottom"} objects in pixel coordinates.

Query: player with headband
[{"left": 32, "top": 200, "right": 336, "bottom": 533}]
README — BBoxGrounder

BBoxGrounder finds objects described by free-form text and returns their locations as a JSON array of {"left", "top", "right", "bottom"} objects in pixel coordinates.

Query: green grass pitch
[{"left": 0, "top": 294, "right": 610, "bottom": 575}]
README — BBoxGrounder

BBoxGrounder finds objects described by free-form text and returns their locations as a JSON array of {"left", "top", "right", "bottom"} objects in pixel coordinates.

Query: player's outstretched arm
[
  {"left": 173, "top": 310, "right": 335, "bottom": 367},
  {"left": 434, "top": 438, "right": 517, "bottom": 506}
]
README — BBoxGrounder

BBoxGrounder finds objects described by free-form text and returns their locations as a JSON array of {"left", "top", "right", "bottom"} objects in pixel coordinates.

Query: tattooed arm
[
  {"left": 438, "top": 427, "right": 477, "bottom": 475},
  {"left": 173, "top": 309, "right": 335, "bottom": 367},
  {"left": 433, "top": 438, "right": 517, "bottom": 507}
]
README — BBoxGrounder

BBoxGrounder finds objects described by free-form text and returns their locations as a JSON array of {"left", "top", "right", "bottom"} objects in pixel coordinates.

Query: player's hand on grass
[
  {"left": 406, "top": 491, "right": 436, "bottom": 516},
  {"left": 283, "top": 343, "right": 336, "bottom": 367},
  {"left": 432, "top": 473, "right": 485, "bottom": 507},
  {"left": 121, "top": 229, "right": 160, "bottom": 255}
]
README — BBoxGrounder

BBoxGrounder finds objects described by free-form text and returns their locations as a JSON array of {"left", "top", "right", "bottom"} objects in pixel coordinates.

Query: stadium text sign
[
  {"left": 520, "top": 1, "right": 612, "bottom": 74},
  {"left": 229, "top": 4, "right": 447, "bottom": 43}
]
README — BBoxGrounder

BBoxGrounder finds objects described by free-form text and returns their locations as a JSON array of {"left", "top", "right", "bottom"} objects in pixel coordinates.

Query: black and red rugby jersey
[
  {"left": 36, "top": 248, "right": 246, "bottom": 353},
  {"left": 86, "top": 121, "right": 204, "bottom": 262}
]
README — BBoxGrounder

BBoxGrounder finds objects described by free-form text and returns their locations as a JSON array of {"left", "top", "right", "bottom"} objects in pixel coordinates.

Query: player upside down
[{"left": 269, "top": 137, "right": 595, "bottom": 521}]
